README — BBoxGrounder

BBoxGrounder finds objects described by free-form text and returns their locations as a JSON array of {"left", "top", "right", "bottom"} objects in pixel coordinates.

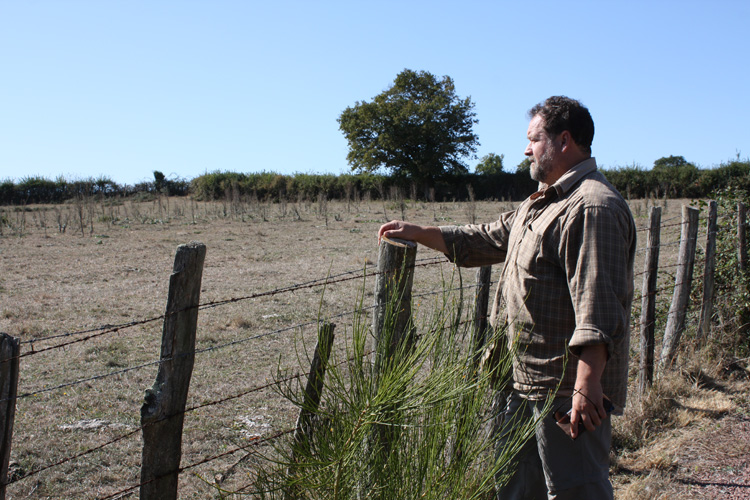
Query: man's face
[{"left": 525, "top": 115, "right": 559, "bottom": 183}]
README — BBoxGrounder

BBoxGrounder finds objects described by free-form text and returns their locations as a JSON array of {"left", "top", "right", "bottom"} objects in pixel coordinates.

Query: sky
[{"left": 2, "top": 0, "right": 749, "bottom": 186}]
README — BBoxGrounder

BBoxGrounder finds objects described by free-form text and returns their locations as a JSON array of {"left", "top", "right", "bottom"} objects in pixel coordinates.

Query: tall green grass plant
[{"left": 211, "top": 276, "right": 540, "bottom": 499}]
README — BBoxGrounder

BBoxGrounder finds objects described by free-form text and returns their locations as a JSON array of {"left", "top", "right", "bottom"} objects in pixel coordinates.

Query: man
[{"left": 378, "top": 96, "right": 635, "bottom": 499}]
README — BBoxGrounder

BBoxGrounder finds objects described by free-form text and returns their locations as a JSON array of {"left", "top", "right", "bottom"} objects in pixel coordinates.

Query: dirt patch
[{"left": 613, "top": 376, "right": 750, "bottom": 499}]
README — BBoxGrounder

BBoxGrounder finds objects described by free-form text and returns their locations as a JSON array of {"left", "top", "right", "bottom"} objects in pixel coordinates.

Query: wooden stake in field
[
  {"left": 738, "top": 202, "right": 748, "bottom": 273},
  {"left": 368, "top": 235, "right": 417, "bottom": 480},
  {"left": 659, "top": 206, "right": 699, "bottom": 371},
  {"left": 697, "top": 200, "right": 718, "bottom": 342},
  {"left": 638, "top": 206, "right": 661, "bottom": 395},
  {"left": 140, "top": 242, "right": 206, "bottom": 500},
  {"left": 472, "top": 265, "right": 492, "bottom": 371},
  {"left": 371, "top": 236, "right": 417, "bottom": 376},
  {"left": 291, "top": 322, "right": 335, "bottom": 458},
  {"left": 0, "top": 334, "right": 20, "bottom": 500},
  {"left": 285, "top": 322, "right": 335, "bottom": 500}
]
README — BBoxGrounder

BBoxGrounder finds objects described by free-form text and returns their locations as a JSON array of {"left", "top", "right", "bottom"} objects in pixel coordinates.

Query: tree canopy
[
  {"left": 652, "top": 155, "right": 699, "bottom": 198},
  {"left": 475, "top": 153, "right": 505, "bottom": 175},
  {"left": 516, "top": 157, "right": 532, "bottom": 173},
  {"left": 338, "top": 69, "right": 479, "bottom": 190}
]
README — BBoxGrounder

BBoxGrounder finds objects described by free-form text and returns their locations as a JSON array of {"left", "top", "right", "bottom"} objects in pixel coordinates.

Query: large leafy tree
[
  {"left": 475, "top": 153, "right": 505, "bottom": 175},
  {"left": 652, "top": 155, "right": 699, "bottom": 197},
  {"left": 338, "top": 69, "right": 479, "bottom": 192}
]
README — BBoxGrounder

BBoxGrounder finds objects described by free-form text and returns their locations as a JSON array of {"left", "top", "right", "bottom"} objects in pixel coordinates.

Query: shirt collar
[{"left": 547, "top": 157, "right": 598, "bottom": 198}]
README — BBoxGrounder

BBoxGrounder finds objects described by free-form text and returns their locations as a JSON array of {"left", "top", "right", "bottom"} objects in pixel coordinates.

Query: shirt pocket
[{"left": 514, "top": 228, "right": 543, "bottom": 272}]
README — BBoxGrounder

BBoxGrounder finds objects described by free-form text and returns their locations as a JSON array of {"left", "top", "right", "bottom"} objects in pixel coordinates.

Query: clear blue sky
[{"left": 2, "top": 0, "right": 749, "bottom": 186}]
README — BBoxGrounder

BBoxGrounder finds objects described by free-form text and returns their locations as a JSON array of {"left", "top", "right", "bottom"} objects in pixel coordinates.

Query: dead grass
[
  {"left": 1, "top": 197, "right": 513, "bottom": 497},
  {"left": 612, "top": 346, "right": 750, "bottom": 498},
  {"left": 1, "top": 195, "right": 746, "bottom": 498}
]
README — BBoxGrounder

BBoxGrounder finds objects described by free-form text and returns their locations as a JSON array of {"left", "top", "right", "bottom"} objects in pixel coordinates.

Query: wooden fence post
[
  {"left": 371, "top": 237, "right": 417, "bottom": 376},
  {"left": 367, "top": 236, "right": 417, "bottom": 488},
  {"left": 659, "top": 206, "right": 699, "bottom": 371},
  {"left": 0, "top": 334, "right": 20, "bottom": 500},
  {"left": 697, "top": 201, "right": 718, "bottom": 342},
  {"left": 472, "top": 266, "right": 492, "bottom": 370},
  {"left": 739, "top": 202, "right": 748, "bottom": 273},
  {"left": 140, "top": 242, "right": 206, "bottom": 500},
  {"left": 291, "top": 322, "right": 335, "bottom": 457},
  {"left": 638, "top": 207, "right": 661, "bottom": 396},
  {"left": 285, "top": 322, "right": 335, "bottom": 500}
]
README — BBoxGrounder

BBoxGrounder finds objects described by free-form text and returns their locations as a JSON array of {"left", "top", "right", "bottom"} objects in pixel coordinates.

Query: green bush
[
  {"left": 5, "top": 158, "right": 750, "bottom": 205},
  {"left": 224, "top": 275, "right": 540, "bottom": 500}
]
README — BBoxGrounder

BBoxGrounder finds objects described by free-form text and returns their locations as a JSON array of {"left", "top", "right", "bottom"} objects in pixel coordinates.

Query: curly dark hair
[{"left": 528, "top": 96, "right": 594, "bottom": 155}]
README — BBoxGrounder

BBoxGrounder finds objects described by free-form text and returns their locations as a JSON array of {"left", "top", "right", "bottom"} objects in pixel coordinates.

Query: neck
[{"left": 544, "top": 153, "right": 591, "bottom": 185}]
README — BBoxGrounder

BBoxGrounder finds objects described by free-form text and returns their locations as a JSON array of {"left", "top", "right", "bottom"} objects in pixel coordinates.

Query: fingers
[
  {"left": 569, "top": 393, "right": 606, "bottom": 439},
  {"left": 378, "top": 220, "right": 403, "bottom": 242}
]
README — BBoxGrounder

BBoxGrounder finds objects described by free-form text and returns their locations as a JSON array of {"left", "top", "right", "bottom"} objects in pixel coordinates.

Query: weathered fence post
[
  {"left": 739, "top": 202, "right": 748, "bottom": 273},
  {"left": 472, "top": 266, "right": 492, "bottom": 370},
  {"left": 0, "top": 334, "right": 20, "bottom": 500},
  {"left": 140, "top": 242, "right": 206, "bottom": 500},
  {"left": 659, "top": 206, "right": 699, "bottom": 371},
  {"left": 285, "top": 322, "right": 335, "bottom": 500},
  {"left": 638, "top": 207, "right": 661, "bottom": 396},
  {"left": 371, "top": 237, "right": 417, "bottom": 375},
  {"left": 697, "top": 201, "right": 718, "bottom": 342},
  {"left": 291, "top": 322, "right": 335, "bottom": 458},
  {"left": 367, "top": 236, "right": 417, "bottom": 491}
]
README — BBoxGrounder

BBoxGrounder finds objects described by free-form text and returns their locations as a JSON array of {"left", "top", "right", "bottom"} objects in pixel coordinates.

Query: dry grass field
[{"left": 1, "top": 195, "right": 748, "bottom": 498}]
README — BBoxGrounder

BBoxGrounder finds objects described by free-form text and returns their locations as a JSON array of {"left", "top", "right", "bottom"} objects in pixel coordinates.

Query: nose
[{"left": 524, "top": 142, "right": 532, "bottom": 156}]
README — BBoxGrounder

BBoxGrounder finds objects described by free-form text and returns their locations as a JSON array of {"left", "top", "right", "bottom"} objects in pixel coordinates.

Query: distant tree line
[
  {"left": 0, "top": 171, "right": 189, "bottom": 205},
  {"left": 187, "top": 169, "right": 537, "bottom": 203},
  {"left": 187, "top": 156, "right": 750, "bottom": 203},
  {"left": 3, "top": 157, "right": 750, "bottom": 206},
  {"left": 602, "top": 156, "right": 750, "bottom": 199}
]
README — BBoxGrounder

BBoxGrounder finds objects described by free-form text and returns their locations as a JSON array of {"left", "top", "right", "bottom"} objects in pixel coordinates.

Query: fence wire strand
[
  {"left": 16, "top": 256, "right": 447, "bottom": 358},
  {"left": 9, "top": 278, "right": 485, "bottom": 403},
  {"left": 96, "top": 428, "right": 295, "bottom": 500}
]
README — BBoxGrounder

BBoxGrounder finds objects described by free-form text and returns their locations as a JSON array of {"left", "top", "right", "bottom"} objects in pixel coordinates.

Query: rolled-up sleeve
[
  {"left": 562, "top": 205, "right": 635, "bottom": 358},
  {"left": 439, "top": 210, "right": 515, "bottom": 267}
]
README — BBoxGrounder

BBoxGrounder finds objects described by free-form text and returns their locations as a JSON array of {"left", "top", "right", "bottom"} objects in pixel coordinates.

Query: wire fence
[{"left": 2, "top": 200, "right": 743, "bottom": 498}]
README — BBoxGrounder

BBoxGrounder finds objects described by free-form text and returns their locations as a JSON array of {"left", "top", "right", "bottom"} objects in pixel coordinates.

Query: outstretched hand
[
  {"left": 377, "top": 221, "right": 449, "bottom": 254},
  {"left": 378, "top": 220, "right": 419, "bottom": 243}
]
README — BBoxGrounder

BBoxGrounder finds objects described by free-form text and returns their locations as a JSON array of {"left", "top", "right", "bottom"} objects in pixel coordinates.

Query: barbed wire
[
  {"left": 195, "top": 256, "right": 446, "bottom": 313},
  {"left": 5, "top": 426, "right": 142, "bottom": 487},
  {"left": 634, "top": 240, "right": 683, "bottom": 254},
  {"left": 6, "top": 367, "right": 310, "bottom": 486},
  {"left": 5, "top": 280, "right": 489, "bottom": 484},
  {"left": 96, "top": 327, "right": 491, "bottom": 498},
  {"left": 16, "top": 256, "right": 448, "bottom": 358},
  {"left": 9, "top": 340, "right": 380, "bottom": 490},
  {"left": 10, "top": 279, "right": 487, "bottom": 402},
  {"left": 17, "top": 207, "right": 736, "bottom": 351},
  {"left": 633, "top": 262, "right": 680, "bottom": 279},
  {"left": 95, "top": 428, "right": 294, "bottom": 500}
]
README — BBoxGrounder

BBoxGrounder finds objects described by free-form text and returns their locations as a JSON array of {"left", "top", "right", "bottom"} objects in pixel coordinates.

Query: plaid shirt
[{"left": 441, "top": 158, "right": 635, "bottom": 409}]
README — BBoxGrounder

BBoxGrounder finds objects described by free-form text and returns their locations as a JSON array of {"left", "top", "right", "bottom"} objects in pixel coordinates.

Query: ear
[{"left": 559, "top": 130, "right": 573, "bottom": 152}]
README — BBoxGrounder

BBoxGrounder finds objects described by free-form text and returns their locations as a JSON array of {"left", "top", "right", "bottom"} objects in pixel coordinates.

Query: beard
[{"left": 530, "top": 148, "right": 555, "bottom": 183}]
